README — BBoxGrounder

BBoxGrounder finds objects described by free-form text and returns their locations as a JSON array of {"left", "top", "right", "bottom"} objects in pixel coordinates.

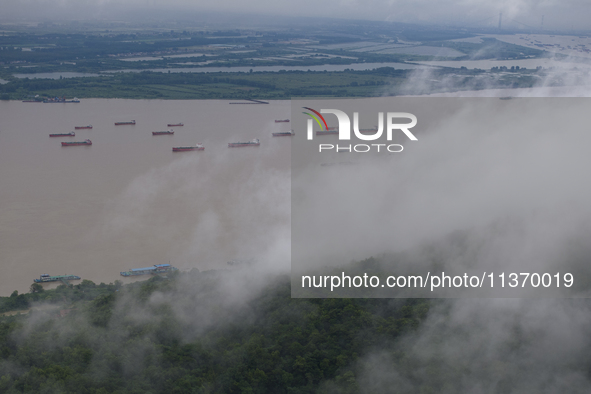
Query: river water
[{"left": 0, "top": 99, "right": 292, "bottom": 295}]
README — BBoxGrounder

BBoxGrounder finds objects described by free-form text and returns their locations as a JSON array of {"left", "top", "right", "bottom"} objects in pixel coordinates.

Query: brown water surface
[{"left": 0, "top": 99, "right": 291, "bottom": 295}]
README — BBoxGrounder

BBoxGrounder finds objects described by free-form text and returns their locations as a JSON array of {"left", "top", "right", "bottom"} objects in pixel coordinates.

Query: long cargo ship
[
  {"left": 61, "top": 139, "right": 92, "bottom": 146},
  {"left": 228, "top": 139, "right": 260, "bottom": 147},
  {"left": 50, "top": 132, "right": 75, "bottom": 137},
  {"left": 115, "top": 120, "right": 136, "bottom": 126},
  {"left": 272, "top": 131, "right": 294, "bottom": 137},
  {"left": 153, "top": 129, "right": 174, "bottom": 135},
  {"left": 75, "top": 125, "right": 93, "bottom": 130},
  {"left": 275, "top": 119, "right": 290, "bottom": 123},
  {"left": 34, "top": 274, "right": 81, "bottom": 283},
  {"left": 167, "top": 123, "right": 183, "bottom": 127},
  {"left": 172, "top": 143, "right": 204, "bottom": 152},
  {"left": 120, "top": 264, "right": 178, "bottom": 277}
]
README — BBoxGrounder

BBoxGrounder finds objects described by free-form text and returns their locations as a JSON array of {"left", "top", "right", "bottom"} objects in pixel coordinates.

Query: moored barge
[
  {"left": 272, "top": 131, "right": 294, "bottom": 137},
  {"left": 120, "top": 264, "right": 178, "bottom": 277},
  {"left": 34, "top": 274, "right": 81, "bottom": 283},
  {"left": 61, "top": 139, "right": 92, "bottom": 146},
  {"left": 228, "top": 139, "right": 260, "bottom": 147},
  {"left": 172, "top": 143, "right": 204, "bottom": 152},
  {"left": 50, "top": 132, "right": 75, "bottom": 137},
  {"left": 153, "top": 129, "right": 175, "bottom": 135}
]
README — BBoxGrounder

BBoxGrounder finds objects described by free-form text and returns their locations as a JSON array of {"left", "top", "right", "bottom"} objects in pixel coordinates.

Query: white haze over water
[
  {"left": 99, "top": 151, "right": 291, "bottom": 274},
  {"left": 291, "top": 97, "right": 591, "bottom": 298},
  {"left": 312, "top": 53, "right": 591, "bottom": 392}
]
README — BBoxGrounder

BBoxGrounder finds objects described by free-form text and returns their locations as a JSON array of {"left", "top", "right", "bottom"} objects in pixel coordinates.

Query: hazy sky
[{"left": 1, "top": 0, "right": 591, "bottom": 31}]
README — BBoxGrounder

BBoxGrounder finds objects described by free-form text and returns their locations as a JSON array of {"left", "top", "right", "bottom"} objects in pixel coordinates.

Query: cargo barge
[
  {"left": 275, "top": 119, "right": 290, "bottom": 123},
  {"left": 272, "top": 131, "right": 294, "bottom": 137},
  {"left": 115, "top": 120, "right": 136, "bottom": 126},
  {"left": 50, "top": 132, "right": 75, "bottom": 137},
  {"left": 61, "top": 139, "right": 92, "bottom": 146},
  {"left": 153, "top": 129, "right": 175, "bottom": 135},
  {"left": 34, "top": 274, "right": 81, "bottom": 283},
  {"left": 75, "top": 125, "right": 93, "bottom": 130},
  {"left": 120, "top": 264, "right": 178, "bottom": 277},
  {"left": 167, "top": 123, "right": 183, "bottom": 127},
  {"left": 228, "top": 139, "right": 260, "bottom": 147},
  {"left": 172, "top": 143, "right": 204, "bottom": 152}
]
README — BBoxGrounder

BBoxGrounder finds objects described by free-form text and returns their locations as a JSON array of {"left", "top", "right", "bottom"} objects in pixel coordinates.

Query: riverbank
[{"left": 0, "top": 67, "right": 542, "bottom": 100}]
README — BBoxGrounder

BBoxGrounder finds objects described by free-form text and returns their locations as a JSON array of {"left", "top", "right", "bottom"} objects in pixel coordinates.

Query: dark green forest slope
[{"left": 0, "top": 271, "right": 429, "bottom": 393}]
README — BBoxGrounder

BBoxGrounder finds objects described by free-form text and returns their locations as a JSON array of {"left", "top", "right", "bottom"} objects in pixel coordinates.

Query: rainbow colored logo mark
[{"left": 302, "top": 107, "right": 328, "bottom": 131}]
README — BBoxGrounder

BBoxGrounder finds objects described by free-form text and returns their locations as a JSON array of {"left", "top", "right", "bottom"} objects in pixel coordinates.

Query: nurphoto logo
[{"left": 302, "top": 107, "right": 418, "bottom": 153}]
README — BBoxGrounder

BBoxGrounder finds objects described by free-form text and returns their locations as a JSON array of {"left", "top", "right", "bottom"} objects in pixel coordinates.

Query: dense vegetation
[
  {"left": 0, "top": 271, "right": 430, "bottom": 393},
  {"left": 0, "top": 67, "right": 543, "bottom": 101},
  {"left": 0, "top": 280, "right": 118, "bottom": 314}
]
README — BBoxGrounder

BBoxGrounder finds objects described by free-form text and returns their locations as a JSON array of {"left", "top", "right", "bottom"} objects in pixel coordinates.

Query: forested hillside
[{"left": 0, "top": 270, "right": 429, "bottom": 393}]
